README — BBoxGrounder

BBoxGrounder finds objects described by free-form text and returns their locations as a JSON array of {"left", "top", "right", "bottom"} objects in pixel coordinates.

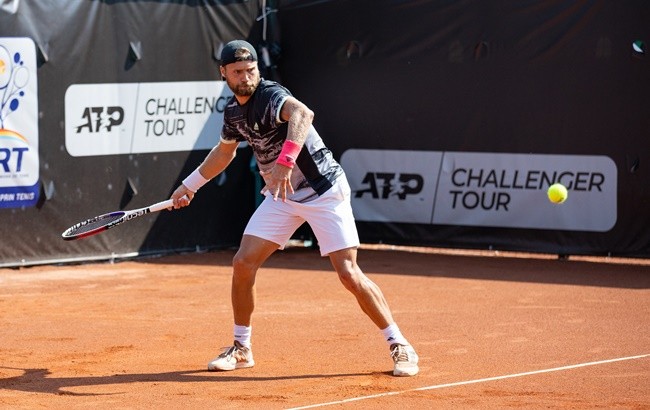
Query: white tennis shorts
[{"left": 243, "top": 177, "right": 360, "bottom": 256}]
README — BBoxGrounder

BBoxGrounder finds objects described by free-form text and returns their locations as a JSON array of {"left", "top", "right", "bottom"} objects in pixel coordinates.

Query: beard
[{"left": 228, "top": 75, "right": 260, "bottom": 97}]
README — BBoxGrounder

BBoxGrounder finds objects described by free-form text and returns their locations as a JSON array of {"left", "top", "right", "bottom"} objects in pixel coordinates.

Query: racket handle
[{"left": 149, "top": 195, "right": 189, "bottom": 213}]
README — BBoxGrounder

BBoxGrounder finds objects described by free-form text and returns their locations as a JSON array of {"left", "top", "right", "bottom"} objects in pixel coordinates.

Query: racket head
[{"left": 61, "top": 211, "right": 126, "bottom": 240}]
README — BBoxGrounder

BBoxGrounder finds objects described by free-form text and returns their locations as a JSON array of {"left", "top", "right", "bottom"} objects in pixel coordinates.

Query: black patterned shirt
[{"left": 221, "top": 79, "right": 343, "bottom": 203}]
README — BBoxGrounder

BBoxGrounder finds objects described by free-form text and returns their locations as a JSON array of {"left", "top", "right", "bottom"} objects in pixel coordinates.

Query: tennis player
[{"left": 171, "top": 40, "right": 419, "bottom": 376}]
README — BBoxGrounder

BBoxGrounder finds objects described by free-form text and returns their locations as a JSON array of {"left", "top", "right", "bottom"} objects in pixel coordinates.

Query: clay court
[{"left": 1, "top": 245, "right": 649, "bottom": 409}]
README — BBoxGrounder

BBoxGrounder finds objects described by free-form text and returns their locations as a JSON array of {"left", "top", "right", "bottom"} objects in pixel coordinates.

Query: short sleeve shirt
[{"left": 221, "top": 79, "right": 343, "bottom": 202}]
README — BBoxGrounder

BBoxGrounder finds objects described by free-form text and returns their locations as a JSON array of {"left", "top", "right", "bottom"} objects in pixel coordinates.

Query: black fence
[{"left": 1, "top": 0, "right": 648, "bottom": 267}]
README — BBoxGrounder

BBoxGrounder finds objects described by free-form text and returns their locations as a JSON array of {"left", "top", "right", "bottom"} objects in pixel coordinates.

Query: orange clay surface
[{"left": 1, "top": 245, "right": 649, "bottom": 409}]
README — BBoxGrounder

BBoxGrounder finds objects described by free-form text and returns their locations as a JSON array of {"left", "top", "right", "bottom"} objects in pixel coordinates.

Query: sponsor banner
[
  {"left": 341, "top": 149, "right": 617, "bottom": 232},
  {"left": 340, "top": 149, "right": 443, "bottom": 223},
  {"left": 0, "top": 37, "right": 39, "bottom": 208},
  {"left": 64, "top": 81, "right": 233, "bottom": 156}
]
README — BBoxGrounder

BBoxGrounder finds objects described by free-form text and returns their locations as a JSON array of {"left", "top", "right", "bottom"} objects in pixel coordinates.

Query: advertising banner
[
  {"left": 65, "top": 81, "right": 234, "bottom": 156},
  {"left": 0, "top": 37, "right": 39, "bottom": 208},
  {"left": 342, "top": 149, "right": 617, "bottom": 232}
]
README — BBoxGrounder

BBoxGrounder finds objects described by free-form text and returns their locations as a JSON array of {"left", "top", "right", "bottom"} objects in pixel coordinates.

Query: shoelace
[
  {"left": 220, "top": 345, "right": 247, "bottom": 361},
  {"left": 220, "top": 345, "right": 237, "bottom": 359},
  {"left": 391, "top": 345, "right": 410, "bottom": 363}
]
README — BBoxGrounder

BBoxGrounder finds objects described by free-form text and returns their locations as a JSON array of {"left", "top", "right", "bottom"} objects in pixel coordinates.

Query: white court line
[{"left": 287, "top": 353, "right": 650, "bottom": 410}]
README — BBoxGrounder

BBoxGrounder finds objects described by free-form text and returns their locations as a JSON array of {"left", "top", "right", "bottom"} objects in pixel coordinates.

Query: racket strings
[{"left": 67, "top": 213, "right": 124, "bottom": 235}]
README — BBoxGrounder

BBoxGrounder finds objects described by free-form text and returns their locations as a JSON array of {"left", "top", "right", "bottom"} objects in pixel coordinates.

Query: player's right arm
[
  {"left": 197, "top": 139, "right": 239, "bottom": 181},
  {"left": 171, "top": 140, "right": 238, "bottom": 208}
]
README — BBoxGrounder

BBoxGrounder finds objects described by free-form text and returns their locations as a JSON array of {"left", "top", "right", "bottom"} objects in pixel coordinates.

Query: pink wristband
[{"left": 276, "top": 140, "right": 302, "bottom": 168}]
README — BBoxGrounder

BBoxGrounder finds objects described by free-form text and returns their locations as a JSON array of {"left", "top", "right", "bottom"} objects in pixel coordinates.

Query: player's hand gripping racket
[{"left": 61, "top": 196, "right": 187, "bottom": 241}]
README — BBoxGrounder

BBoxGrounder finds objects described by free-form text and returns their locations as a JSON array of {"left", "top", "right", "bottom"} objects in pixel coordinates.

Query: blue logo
[
  {"left": 0, "top": 45, "right": 30, "bottom": 129},
  {"left": 0, "top": 39, "right": 38, "bottom": 209}
]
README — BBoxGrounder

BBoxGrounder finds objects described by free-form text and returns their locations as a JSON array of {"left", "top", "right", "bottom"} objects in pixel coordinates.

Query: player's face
[{"left": 221, "top": 61, "right": 260, "bottom": 98}]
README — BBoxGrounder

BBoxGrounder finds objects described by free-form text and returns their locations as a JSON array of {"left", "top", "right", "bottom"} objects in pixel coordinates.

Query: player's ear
[{"left": 219, "top": 66, "right": 226, "bottom": 79}]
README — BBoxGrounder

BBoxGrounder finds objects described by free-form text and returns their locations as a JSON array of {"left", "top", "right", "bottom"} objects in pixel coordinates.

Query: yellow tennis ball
[{"left": 547, "top": 183, "right": 568, "bottom": 204}]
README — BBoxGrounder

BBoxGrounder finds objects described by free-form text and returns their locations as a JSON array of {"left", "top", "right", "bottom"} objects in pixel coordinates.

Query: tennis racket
[{"left": 61, "top": 196, "right": 186, "bottom": 241}]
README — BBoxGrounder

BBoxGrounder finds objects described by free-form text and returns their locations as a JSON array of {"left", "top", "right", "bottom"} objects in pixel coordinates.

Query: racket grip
[{"left": 149, "top": 195, "right": 189, "bottom": 213}]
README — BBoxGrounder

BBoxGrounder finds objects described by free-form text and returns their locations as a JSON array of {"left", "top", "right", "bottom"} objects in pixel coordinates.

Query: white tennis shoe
[
  {"left": 208, "top": 341, "right": 255, "bottom": 371},
  {"left": 390, "top": 344, "right": 419, "bottom": 376}
]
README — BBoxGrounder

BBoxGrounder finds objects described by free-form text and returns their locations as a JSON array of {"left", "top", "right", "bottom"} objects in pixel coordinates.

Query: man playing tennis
[{"left": 171, "top": 40, "right": 419, "bottom": 376}]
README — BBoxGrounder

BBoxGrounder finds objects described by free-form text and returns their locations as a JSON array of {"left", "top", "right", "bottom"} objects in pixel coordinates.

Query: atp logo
[
  {"left": 76, "top": 106, "right": 125, "bottom": 133},
  {"left": 354, "top": 172, "right": 424, "bottom": 199}
]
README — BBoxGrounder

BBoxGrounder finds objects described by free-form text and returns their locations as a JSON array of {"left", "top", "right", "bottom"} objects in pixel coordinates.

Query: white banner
[
  {"left": 64, "top": 81, "right": 233, "bottom": 156},
  {"left": 341, "top": 149, "right": 617, "bottom": 232},
  {"left": 0, "top": 37, "right": 39, "bottom": 208}
]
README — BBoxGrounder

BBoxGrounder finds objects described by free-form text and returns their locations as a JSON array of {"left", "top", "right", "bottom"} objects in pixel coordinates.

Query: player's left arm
[
  {"left": 280, "top": 96, "right": 314, "bottom": 146},
  {"left": 265, "top": 96, "right": 314, "bottom": 201}
]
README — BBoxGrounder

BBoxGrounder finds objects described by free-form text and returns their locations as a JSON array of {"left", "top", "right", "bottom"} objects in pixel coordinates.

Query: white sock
[
  {"left": 381, "top": 323, "right": 409, "bottom": 346},
  {"left": 234, "top": 324, "right": 252, "bottom": 348}
]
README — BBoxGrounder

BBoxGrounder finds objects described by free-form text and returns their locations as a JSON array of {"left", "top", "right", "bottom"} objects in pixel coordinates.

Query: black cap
[{"left": 219, "top": 40, "right": 258, "bottom": 66}]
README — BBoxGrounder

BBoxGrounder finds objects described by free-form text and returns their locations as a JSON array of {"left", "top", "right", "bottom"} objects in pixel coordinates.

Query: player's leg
[
  {"left": 231, "top": 234, "right": 278, "bottom": 326},
  {"left": 301, "top": 178, "right": 397, "bottom": 328},
  {"left": 230, "top": 194, "right": 302, "bottom": 327},
  {"left": 303, "top": 178, "right": 419, "bottom": 376},
  {"left": 328, "top": 247, "right": 419, "bottom": 376},
  {"left": 328, "top": 247, "right": 393, "bottom": 328},
  {"left": 208, "top": 235, "right": 277, "bottom": 372},
  {"left": 208, "top": 195, "right": 303, "bottom": 372}
]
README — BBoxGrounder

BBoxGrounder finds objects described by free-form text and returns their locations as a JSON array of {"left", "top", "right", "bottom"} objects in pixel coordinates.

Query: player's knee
[
  {"left": 232, "top": 253, "right": 258, "bottom": 281},
  {"left": 337, "top": 268, "right": 363, "bottom": 293}
]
